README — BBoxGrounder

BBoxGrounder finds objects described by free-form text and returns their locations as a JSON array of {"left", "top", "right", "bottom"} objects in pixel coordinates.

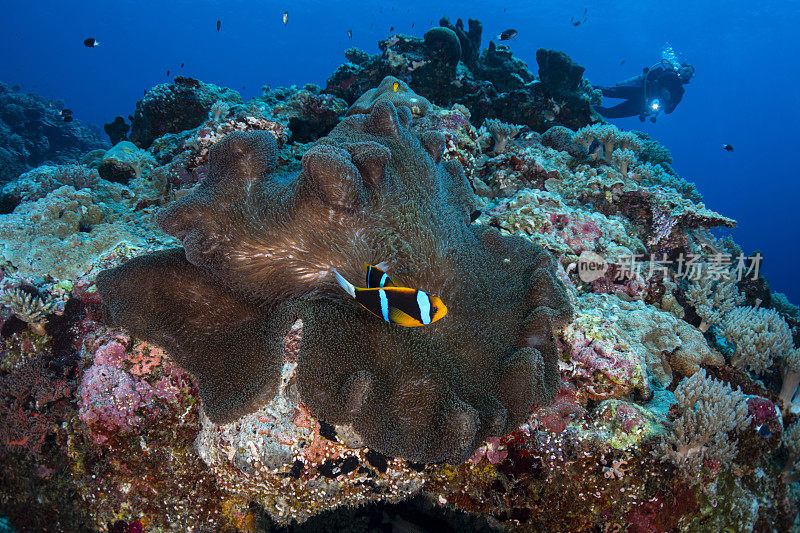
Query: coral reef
[
  {"left": 0, "top": 58, "right": 798, "bottom": 530},
  {"left": 721, "top": 306, "right": 794, "bottom": 373},
  {"left": 1, "top": 164, "right": 99, "bottom": 211},
  {"left": 129, "top": 76, "right": 242, "bottom": 148},
  {"left": 0, "top": 82, "right": 108, "bottom": 184},
  {"left": 97, "top": 141, "right": 156, "bottom": 183},
  {"left": 656, "top": 369, "right": 751, "bottom": 478},
  {"left": 103, "top": 116, "right": 130, "bottom": 144},
  {"left": 325, "top": 16, "right": 599, "bottom": 132},
  {"left": 685, "top": 266, "right": 745, "bottom": 332},
  {"left": 0, "top": 184, "right": 166, "bottom": 280}
]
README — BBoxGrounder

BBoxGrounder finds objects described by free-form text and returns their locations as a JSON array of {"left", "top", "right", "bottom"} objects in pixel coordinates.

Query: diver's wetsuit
[{"left": 595, "top": 66, "right": 685, "bottom": 119}]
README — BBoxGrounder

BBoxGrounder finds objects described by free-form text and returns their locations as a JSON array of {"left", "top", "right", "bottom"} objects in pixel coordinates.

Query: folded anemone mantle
[{"left": 97, "top": 100, "right": 573, "bottom": 464}]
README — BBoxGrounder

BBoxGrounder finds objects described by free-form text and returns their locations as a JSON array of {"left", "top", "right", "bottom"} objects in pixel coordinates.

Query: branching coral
[
  {"left": 97, "top": 99, "right": 572, "bottom": 464},
  {"left": 0, "top": 287, "right": 57, "bottom": 335},
  {"left": 780, "top": 348, "right": 800, "bottom": 416},
  {"left": 611, "top": 148, "right": 637, "bottom": 179},
  {"left": 573, "top": 123, "right": 642, "bottom": 164},
  {"left": 657, "top": 369, "right": 751, "bottom": 479},
  {"left": 685, "top": 267, "right": 745, "bottom": 332},
  {"left": 720, "top": 306, "right": 793, "bottom": 374},
  {"left": 483, "top": 118, "right": 520, "bottom": 154},
  {"left": 209, "top": 100, "right": 231, "bottom": 122}
]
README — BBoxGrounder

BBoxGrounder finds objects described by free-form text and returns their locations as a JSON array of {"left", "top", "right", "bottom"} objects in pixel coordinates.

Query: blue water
[{"left": 2, "top": 0, "right": 798, "bottom": 302}]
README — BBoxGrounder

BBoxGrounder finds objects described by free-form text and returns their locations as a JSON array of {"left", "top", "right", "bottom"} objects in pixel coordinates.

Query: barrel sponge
[
  {"left": 346, "top": 76, "right": 433, "bottom": 118},
  {"left": 96, "top": 98, "right": 572, "bottom": 464}
]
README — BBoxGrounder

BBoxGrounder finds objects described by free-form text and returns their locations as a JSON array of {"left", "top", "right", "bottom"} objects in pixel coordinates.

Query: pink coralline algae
[
  {"left": 527, "top": 381, "right": 586, "bottom": 434},
  {"left": 561, "top": 313, "right": 649, "bottom": 401},
  {"left": 590, "top": 264, "right": 648, "bottom": 299},
  {"left": 78, "top": 364, "right": 146, "bottom": 441},
  {"left": 469, "top": 436, "right": 509, "bottom": 464},
  {"left": 747, "top": 396, "right": 781, "bottom": 438},
  {"left": 78, "top": 339, "right": 190, "bottom": 443},
  {"left": 567, "top": 338, "right": 641, "bottom": 400},
  {"left": 549, "top": 212, "right": 602, "bottom": 253}
]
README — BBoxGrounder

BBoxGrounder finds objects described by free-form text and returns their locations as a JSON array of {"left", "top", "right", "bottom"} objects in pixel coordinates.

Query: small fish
[
  {"left": 503, "top": 7, "right": 507, "bottom": 12},
  {"left": 570, "top": 17, "right": 581, "bottom": 26},
  {"left": 411, "top": 23, "right": 415, "bottom": 28},
  {"left": 390, "top": 26, "right": 394, "bottom": 32},
  {"left": 497, "top": 29, "right": 517, "bottom": 41},
  {"left": 83, "top": 38, "right": 100, "bottom": 47},
  {"left": 470, "top": 210, "right": 482, "bottom": 223},
  {"left": 166, "top": 69, "right": 170, "bottom": 77},
  {"left": 282, "top": 11, "right": 288, "bottom": 25},
  {"left": 588, "top": 139, "right": 603, "bottom": 158},
  {"left": 392, "top": 81, "right": 400, "bottom": 93},
  {"left": 63, "top": 115, "right": 74, "bottom": 122},
  {"left": 60, "top": 109, "right": 73, "bottom": 118},
  {"left": 347, "top": 29, "right": 353, "bottom": 39},
  {"left": 180, "top": 62, "right": 185, "bottom": 68},
  {"left": 333, "top": 266, "right": 447, "bottom": 327},
  {"left": 543, "top": 110, "right": 555, "bottom": 122},
  {"left": 620, "top": 59, "right": 626, "bottom": 65},
  {"left": 216, "top": 19, "right": 221, "bottom": 31},
  {"left": 756, "top": 424, "right": 771, "bottom": 439},
  {"left": 722, "top": 144, "right": 734, "bottom": 152}
]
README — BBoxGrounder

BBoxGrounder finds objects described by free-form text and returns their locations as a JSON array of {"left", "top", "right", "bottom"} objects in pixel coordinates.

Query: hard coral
[
  {"left": 97, "top": 98, "right": 572, "bottom": 464},
  {"left": 720, "top": 306, "right": 793, "bottom": 374},
  {"left": 483, "top": 118, "right": 520, "bottom": 154},
  {"left": 657, "top": 369, "right": 751, "bottom": 479},
  {"left": 130, "top": 76, "right": 242, "bottom": 149}
]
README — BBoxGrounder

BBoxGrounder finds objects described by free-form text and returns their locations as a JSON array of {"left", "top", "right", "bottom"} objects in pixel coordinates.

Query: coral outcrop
[
  {"left": 325, "top": 16, "right": 600, "bottom": 132},
  {"left": 1, "top": 58, "right": 799, "bottom": 530},
  {"left": 129, "top": 76, "right": 242, "bottom": 149},
  {"left": 0, "top": 82, "right": 108, "bottom": 184},
  {"left": 97, "top": 100, "right": 572, "bottom": 464},
  {"left": 0, "top": 184, "right": 164, "bottom": 280}
]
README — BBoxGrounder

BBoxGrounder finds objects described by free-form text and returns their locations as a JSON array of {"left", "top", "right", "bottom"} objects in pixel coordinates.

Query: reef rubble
[{"left": 0, "top": 18, "right": 799, "bottom": 533}]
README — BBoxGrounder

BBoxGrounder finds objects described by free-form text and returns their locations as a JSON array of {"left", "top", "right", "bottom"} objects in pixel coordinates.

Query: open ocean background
[{"left": 1, "top": 0, "right": 797, "bottom": 302}]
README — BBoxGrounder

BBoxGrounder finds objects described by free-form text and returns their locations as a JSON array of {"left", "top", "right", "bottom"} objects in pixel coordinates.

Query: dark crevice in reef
[
  {"left": 254, "top": 493, "right": 504, "bottom": 533},
  {"left": 44, "top": 297, "right": 85, "bottom": 378}
]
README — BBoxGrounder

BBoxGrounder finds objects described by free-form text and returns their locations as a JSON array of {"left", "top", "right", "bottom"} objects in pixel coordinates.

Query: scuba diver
[{"left": 595, "top": 60, "right": 695, "bottom": 122}]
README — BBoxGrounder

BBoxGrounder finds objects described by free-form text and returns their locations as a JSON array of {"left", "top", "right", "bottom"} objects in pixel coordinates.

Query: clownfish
[{"left": 333, "top": 264, "right": 447, "bottom": 327}]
